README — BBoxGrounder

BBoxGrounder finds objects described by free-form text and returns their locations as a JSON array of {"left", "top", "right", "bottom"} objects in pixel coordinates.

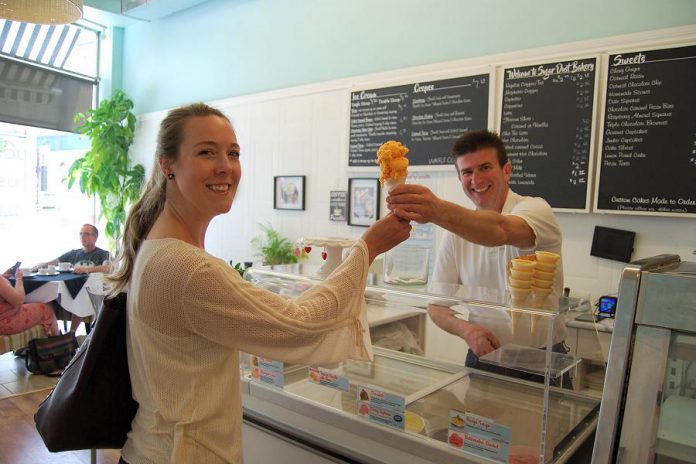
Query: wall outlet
[{"left": 663, "top": 357, "right": 683, "bottom": 397}]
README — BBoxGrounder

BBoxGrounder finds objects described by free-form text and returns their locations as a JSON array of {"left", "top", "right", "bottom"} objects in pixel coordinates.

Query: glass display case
[
  {"left": 593, "top": 256, "right": 696, "bottom": 463},
  {"left": 242, "top": 264, "right": 599, "bottom": 463}
]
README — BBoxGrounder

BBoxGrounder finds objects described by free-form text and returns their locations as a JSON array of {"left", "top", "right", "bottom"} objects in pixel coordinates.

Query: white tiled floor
[
  {"left": 0, "top": 324, "right": 86, "bottom": 398},
  {"left": 0, "top": 351, "right": 59, "bottom": 398}
]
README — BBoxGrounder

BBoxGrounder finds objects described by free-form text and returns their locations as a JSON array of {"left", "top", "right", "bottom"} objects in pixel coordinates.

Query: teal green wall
[
  {"left": 97, "top": 26, "right": 125, "bottom": 103},
  {"left": 121, "top": 0, "right": 696, "bottom": 114},
  {"left": 112, "top": 26, "right": 124, "bottom": 92}
]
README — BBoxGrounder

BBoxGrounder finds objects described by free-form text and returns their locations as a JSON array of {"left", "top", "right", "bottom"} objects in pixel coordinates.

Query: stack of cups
[
  {"left": 530, "top": 251, "right": 561, "bottom": 332},
  {"left": 508, "top": 257, "right": 536, "bottom": 334}
]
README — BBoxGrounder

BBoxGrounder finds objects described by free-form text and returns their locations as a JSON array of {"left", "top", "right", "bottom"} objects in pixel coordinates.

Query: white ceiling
[{"left": 83, "top": 0, "right": 211, "bottom": 27}]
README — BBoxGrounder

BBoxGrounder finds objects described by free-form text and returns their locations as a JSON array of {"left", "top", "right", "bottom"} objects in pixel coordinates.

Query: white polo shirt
[{"left": 432, "top": 190, "right": 566, "bottom": 348}]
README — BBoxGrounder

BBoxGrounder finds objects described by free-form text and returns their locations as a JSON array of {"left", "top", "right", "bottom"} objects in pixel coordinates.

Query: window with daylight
[{"left": 0, "top": 20, "right": 107, "bottom": 268}]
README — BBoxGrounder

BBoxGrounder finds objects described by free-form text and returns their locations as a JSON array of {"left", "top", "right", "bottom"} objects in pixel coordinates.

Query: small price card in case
[
  {"left": 448, "top": 410, "right": 511, "bottom": 463},
  {"left": 356, "top": 385, "right": 406, "bottom": 431},
  {"left": 251, "top": 356, "right": 284, "bottom": 388},
  {"left": 308, "top": 366, "right": 351, "bottom": 392}
]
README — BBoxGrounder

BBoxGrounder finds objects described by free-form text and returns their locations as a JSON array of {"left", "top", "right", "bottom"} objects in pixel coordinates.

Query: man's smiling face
[{"left": 455, "top": 147, "right": 511, "bottom": 212}]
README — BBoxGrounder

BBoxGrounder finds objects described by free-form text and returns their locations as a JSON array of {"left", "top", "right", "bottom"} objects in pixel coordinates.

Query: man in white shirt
[{"left": 387, "top": 130, "right": 567, "bottom": 383}]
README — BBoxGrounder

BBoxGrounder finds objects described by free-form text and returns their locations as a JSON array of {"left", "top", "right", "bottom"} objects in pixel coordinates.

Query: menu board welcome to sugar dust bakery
[
  {"left": 596, "top": 44, "right": 696, "bottom": 216},
  {"left": 348, "top": 74, "right": 490, "bottom": 167},
  {"left": 500, "top": 58, "right": 597, "bottom": 211}
]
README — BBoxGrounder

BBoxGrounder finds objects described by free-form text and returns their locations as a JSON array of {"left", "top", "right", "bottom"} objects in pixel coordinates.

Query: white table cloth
[{"left": 24, "top": 273, "right": 107, "bottom": 317}]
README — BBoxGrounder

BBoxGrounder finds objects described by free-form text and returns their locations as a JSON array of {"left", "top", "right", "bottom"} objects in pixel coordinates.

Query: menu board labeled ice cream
[
  {"left": 349, "top": 73, "right": 491, "bottom": 167},
  {"left": 500, "top": 57, "right": 597, "bottom": 211},
  {"left": 596, "top": 44, "right": 696, "bottom": 216}
]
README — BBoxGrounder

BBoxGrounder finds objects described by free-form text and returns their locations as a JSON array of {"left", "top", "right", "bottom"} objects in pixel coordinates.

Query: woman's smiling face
[{"left": 167, "top": 115, "right": 241, "bottom": 220}]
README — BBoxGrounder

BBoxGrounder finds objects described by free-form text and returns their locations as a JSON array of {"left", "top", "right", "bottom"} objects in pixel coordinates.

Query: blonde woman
[{"left": 109, "top": 103, "right": 410, "bottom": 464}]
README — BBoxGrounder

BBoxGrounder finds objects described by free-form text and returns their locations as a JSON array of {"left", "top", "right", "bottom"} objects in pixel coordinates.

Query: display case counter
[
  {"left": 242, "top": 348, "right": 599, "bottom": 464},
  {"left": 593, "top": 256, "right": 696, "bottom": 463},
  {"left": 242, "top": 264, "right": 599, "bottom": 463},
  {"left": 245, "top": 263, "right": 429, "bottom": 352},
  {"left": 564, "top": 317, "right": 612, "bottom": 396}
]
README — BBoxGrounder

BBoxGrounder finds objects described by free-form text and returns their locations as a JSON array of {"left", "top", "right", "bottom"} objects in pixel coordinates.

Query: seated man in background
[
  {"left": 32, "top": 223, "right": 112, "bottom": 333},
  {"left": 387, "top": 130, "right": 569, "bottom": 387},
  {"left": 32, "top": 224, "right": 112, "bottom": 274}
]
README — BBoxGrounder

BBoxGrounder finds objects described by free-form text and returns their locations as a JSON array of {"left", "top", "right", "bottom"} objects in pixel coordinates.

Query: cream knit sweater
[{"left": 121, "top": 238, "right": 373, "bottom": 464}]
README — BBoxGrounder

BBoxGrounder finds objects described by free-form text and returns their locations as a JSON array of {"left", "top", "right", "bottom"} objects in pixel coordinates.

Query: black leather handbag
[
  {"left": 34, "top": 293, "right": 138, "bottom": 451},
  {"left": 25, "top": 332, "right": 78, "bottom": 376}
]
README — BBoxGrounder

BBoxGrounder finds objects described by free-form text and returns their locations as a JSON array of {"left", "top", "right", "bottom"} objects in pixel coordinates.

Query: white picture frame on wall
[
  {"left": 347, "top": 178, "right": 379, "bottom": 227},
  {"left": 274, "top": 175, "right": 305, "bottom": 210}
]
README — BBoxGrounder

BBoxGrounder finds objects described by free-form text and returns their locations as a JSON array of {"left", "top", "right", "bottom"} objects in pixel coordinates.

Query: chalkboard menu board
[
  {"left": 596, "top": 45, "right": 696, "bottom": 216},
  {"left": 500, "top": 58, "right": 597, "bottom": 211},
  {"left": 348, "top": 74, "right": 490, "bottom": 167}
]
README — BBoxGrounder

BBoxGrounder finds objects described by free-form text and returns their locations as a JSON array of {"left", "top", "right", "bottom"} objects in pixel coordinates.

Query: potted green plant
[
  {"left": 251, "top": 223, "right": 298, "bottom": 265},
  {"left": 229, "top": 262, "right": 246, "bottom": 277},
  {"left": 66, "top": 90, "right": 145, "bottom": 245}
]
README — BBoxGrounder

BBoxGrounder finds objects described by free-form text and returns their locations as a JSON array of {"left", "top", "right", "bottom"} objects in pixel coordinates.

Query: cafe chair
[
  {"left": 84, "top": 287, "right": 106, "bottom": 335},
  {"left": 0, "top": 324, "right": 47, "bottom": 356},
  {"left": 87, "top": 287, "right": 105, "bottom": 314},
  {"left": 52, "top": 294, "right": 73, "bottom": 334}
]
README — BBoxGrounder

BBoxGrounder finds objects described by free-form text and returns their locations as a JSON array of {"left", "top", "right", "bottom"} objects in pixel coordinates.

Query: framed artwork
[
  {"left": 348, "top": 178, "right": 380, "bottom": 227},
  {"left": 329, "top": 191, "right": 347, "bottom": 221},
  {"left": 274, "top": 175, "right": 305, "bottom": 210}
]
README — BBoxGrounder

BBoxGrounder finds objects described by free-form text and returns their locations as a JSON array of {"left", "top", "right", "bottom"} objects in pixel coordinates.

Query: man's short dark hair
[
  {"left": 84, "top": 224, "right": 98, "bottom": 238},
  {"left": 452, "top": 129, "right": 508, "bottom": 168}
]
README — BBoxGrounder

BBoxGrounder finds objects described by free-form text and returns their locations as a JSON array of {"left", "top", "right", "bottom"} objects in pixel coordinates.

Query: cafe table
[{"left": 20, "top": 272, "right": 106, "bottom": 318}]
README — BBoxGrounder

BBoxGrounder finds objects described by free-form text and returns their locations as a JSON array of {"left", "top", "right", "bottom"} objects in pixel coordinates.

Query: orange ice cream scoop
[{"left": 376, "top": 140, "right": 409, "bottom": 185}]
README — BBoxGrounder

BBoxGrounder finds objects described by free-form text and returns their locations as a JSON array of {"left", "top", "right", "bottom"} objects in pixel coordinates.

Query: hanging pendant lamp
[{"left": 0, "top": 0, "right": 83, "bottom": 25}]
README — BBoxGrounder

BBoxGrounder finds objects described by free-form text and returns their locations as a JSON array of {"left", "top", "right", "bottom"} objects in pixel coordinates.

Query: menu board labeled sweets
[
  {"left": 349, "top": 73, "right": 490, "bottom": 167},
  {"left": 596, "top": 45, "right": 696, "bottom": 216},
  {"left": 500, "top": 58, "right": 597, "bottom": 211}
]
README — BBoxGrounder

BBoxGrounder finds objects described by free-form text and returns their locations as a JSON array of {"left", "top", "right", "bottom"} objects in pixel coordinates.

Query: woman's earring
[{"left": 167, "top": 173, "right": 175, "bottom": 180}]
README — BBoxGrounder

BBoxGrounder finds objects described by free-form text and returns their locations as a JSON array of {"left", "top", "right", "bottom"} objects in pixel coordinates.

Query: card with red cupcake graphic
[{"left": 447, "top": 410, "right": 511, "bottom": 462}]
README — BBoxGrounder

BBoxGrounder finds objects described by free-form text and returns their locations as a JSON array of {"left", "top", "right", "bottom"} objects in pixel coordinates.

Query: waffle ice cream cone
[
  {"left": 530, "top": 314, "right": 540, "bottom": 333},
  {"left": 535, "top": 251, "right": 561, "bottom": 264},
  {"left": 384, "top": 177, "right": 406, "bottom": 192},
  {"left": 508, "top": 255, "right": 534, "bottom": 307},
  {"left": 531, "top": 285, "right": 553, "bottom": 307},
  {"left": 511, "top": 311, "right": 522, "bottom": 334},
  {"left": 376, "top": 140, "right": 409, "bottom": 187}
]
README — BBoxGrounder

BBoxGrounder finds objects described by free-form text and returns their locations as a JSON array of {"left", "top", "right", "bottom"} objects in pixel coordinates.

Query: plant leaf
[{"left": 63, "top": 90, "right": 145, "bottom": 248}]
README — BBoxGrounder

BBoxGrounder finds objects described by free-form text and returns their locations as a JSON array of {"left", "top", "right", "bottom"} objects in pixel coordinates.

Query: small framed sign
[
  {"left": 274, "top": 175, "right": 305, "bottom": 210},
  {"left": 329, "top": 191, "right": 347, "bottom": 221},
  {"left": 348, "top": 178, "right": 380, "bottom": 227}
]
